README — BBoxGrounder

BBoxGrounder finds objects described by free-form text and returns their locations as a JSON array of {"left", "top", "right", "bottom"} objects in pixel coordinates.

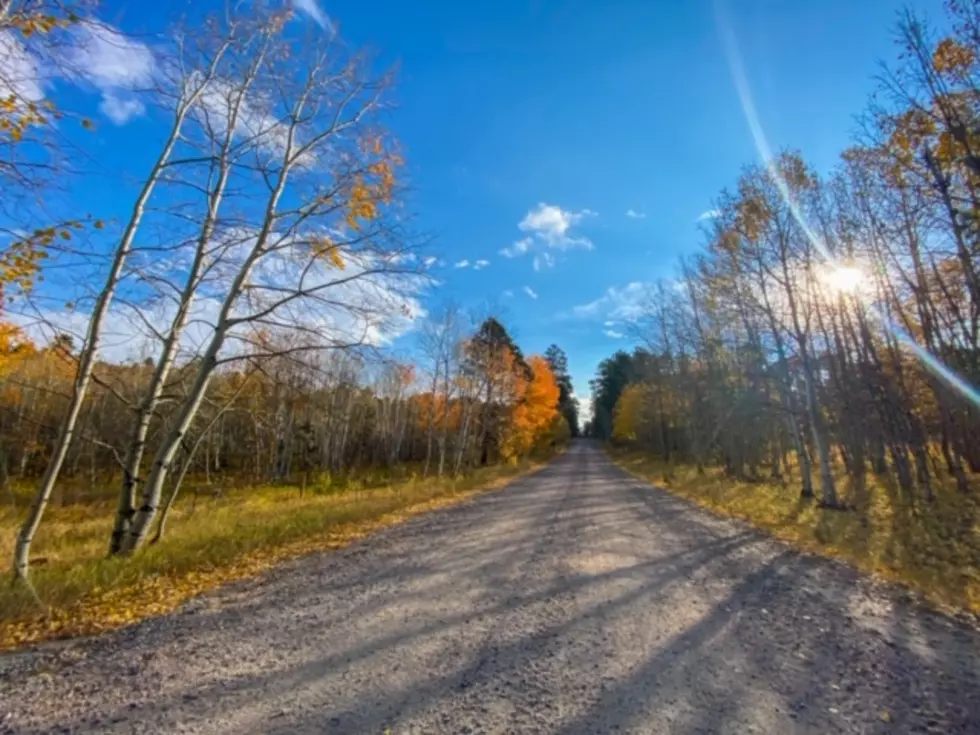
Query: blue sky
[
  {"left": 321, "top": 0, "right": 935, "bottom": 405},
  {"left": 13, "top": 0, "right": 937, "bottom": 408}
]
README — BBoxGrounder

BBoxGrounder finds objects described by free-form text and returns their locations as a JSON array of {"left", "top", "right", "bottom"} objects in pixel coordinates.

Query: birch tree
[
  {"left": 13, "top": 17, "right": 238, "bottom": 580},
  {"left": 108, "top": 15, "right": 281, "bottom": 553},
  {"left": 117, "top": 15, "right": 410, "bottom": 553},
  {"left": 594, "top": 0, "right": 980, "bottom": 513}
]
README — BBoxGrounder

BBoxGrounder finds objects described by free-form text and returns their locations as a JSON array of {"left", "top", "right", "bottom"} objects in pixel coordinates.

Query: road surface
[{"left": 3, "top": 442, "right": 980, "bottom": 733}]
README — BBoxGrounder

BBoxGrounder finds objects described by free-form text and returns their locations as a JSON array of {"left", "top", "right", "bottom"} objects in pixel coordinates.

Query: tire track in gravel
[{"left": 3, "top": 442, "right": 980, "bottom": 734}]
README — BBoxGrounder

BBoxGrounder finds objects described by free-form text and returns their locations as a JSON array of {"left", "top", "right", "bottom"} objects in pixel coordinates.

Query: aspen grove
[{"left": 0, "top": 1, "right": 572, "bottom": 587}]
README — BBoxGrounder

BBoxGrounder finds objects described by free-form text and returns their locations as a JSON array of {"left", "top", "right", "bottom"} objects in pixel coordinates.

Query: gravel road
[{"left": 3, "top": 441, "right": 980, "bottom": 734}]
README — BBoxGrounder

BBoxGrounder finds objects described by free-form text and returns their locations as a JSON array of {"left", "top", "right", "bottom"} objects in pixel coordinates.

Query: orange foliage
[
  {"left": 933, "top": 37, "right": 975, "bottom": 75},
  {"left": 501, "top": 355, "right": 560, "bottom": 459},
  {"left": 344, "top": 137, "right": 400, "bottom": 231},
  {"left": 0, "top": 322, "right": 35, "bottom": 372},
  {"left": 413, "top": 392, "right": 462, "bottom": 432}
]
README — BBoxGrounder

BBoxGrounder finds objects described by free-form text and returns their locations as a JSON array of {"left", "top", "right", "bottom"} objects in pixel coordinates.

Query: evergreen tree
[{"left": 545, "top": 344, "right": 579, "bottom": 436}]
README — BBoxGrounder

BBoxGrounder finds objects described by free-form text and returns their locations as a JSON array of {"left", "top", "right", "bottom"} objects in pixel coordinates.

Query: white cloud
[
  {"left": 16, "top": 241, "right": 424, "bottom": 364},
  {"left": 61, "top": 22, "right": 154, "bottom": 124},
  {"left": 603, "top": 320, "right": 617, "bottom": 327},
  {"left": 500, "top": 237, "right": 532, "bottom": 258},
  {"left": 502, "top": 289, "right": 513, "bottom": 298},
  {"left": 519, "top": 203, "right": 593, "bottom": 250},
  {"left": 1, "top": 21, "right": 156, "bottom": 126},
  {"left": 523, "top": 286, "right": 538, "bottom": 300},
  {"left": 604, "top": 329, "right": 625, "bottom": 339},
  {"left": 454, "top": 259, "right": 470, "bottom": 269},
  {"left": 193, "top": 75, "right": 316, "bottom": 164},
  {"left": 99, "top": 92, "right": 145, "bottom": 124},
  {"left": 532, "top": 252, "right": 555, "bottom": 271},
  {"left": 626, "top": 209, "right": 646, "bottom": 219},
  {"left": 698, "top": 209, "right": 721, "bottom": 222},
  {"left": 473, "top": 259, "right": 489, "bottom": 270},
  {"left": 423, "top": 256, "right": 438, "bottom": 267},
  {"left": 238, "top": 241, "right": 425, "bottom": 349},
  {"left": 0, "top": 30, "right": 44, "bottom": 109},
  {"left": 498, "top": 204, "right": 593, "bottom": 270},
  {"left": 64, "top": 23, "right": 154, "bottom": 90},
  {"left": 573, "top": 282, "right": 651, "bottom": 321},
  {"left": 294, "top": 0, "right": 336, "bottom": 34}
]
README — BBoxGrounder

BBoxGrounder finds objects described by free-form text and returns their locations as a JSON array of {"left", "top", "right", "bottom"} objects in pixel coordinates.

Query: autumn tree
[
  {"left": 596, "top": 0, "right": 980, "bottom": 518},
  {"left": 464, "top": 317, "right": 528, "bottom": 466},
  {"left": 501, "top": 355, "right": 561, "bottom": 459},
  {"left": 11, "top": 9, "right": 252, "bottom": 579},
  {"left": 113, "top": 12, "right": 410, "bottom": 555}
]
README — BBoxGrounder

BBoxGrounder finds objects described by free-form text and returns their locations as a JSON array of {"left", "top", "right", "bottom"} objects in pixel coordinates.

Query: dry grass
[
  {"left": 0, "top": 458, "right": 552, "bottom": 650},
  {"left": 609, "top": 446, "right": 980, "bottom": 615}
]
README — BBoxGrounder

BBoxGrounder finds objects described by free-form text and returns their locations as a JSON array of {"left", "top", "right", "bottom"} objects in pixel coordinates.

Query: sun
[{"left": 821, "top": 265, "right": 865, "bottom": 295}]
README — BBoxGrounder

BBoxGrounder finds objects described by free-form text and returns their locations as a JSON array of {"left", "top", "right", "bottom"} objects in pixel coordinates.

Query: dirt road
[{"left": 3, "top": 442, "right": 979, "bottom": 733}]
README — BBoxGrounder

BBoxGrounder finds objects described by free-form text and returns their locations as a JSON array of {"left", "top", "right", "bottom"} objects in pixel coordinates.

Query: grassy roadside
[
  {"left": 607, "top": 446, "right": 980, "bottom": 616},
  {"left": 0, "top": 457, "right": 553, "bottom": 651}
]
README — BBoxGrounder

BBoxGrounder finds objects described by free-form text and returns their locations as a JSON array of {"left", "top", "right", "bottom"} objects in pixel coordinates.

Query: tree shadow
[{"left": 8, "top": 447, "right": 980, "bottom": 734}]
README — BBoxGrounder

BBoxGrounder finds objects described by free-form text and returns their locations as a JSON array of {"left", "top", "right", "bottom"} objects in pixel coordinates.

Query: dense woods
[
  {"left": 593, "top": 3, "right": 980, "bottom": 511},
  {"left": 0, "top": 0, "right": 571, "bottom": 591},
  {"left": 0, "top": 315, "right": 570, "bottom": 532}
]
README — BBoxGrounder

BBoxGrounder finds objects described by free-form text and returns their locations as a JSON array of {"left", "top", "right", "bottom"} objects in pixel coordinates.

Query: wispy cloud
[
  {"left": 1, "top": 21, "right": 157, "bottom": 126},
  {"left": 194, "top": 75, "right": 317, "bottom": 163},
  {"left": 454, "top": 259, "right": 470, "bottom": 269},
  {"left": 532, "top": 252, "right": 555, "bottom": 271},
  {"left": 523, "top": 286, "right": 538, "bottom": 300},
  {"left": 626, "top": 209, "right": 646, "bottom": 219},
  {"left": 294, "top": 0, "right": 336, "bottom": 35},
  {"left": 473, "top": 259, "right": 489, "bottom": 270},
  {"left": 100, "top": 93, "right": 145, "bottom": 124},
  {"left": 13, "top": 238, "right": 426, "bottom": 361},
  {"left": 604, "top": 329, "right": 625, "bottom": 339},
  {"left": 422, "top": 255, "right": 439, "bottom": 267},
  {"left": 0, "top": 30, "right": 43, "bottom": 108},
  {"left": 63, "top": 22, "right": 154, "bottom": 124},
  {"left": 697, "top": 209, "right": 721, "bottom": 222},
  {"left": 500, "top": 237, "right": 532, "bottom": 258},
  {"left": 519, "top": 203, "right": 594, "bottom": 250},
  {"left": 573, "top": 282, "right": 651, "bottom": 320},
  {"left": 502, "top": 289, "right": 513, "bottom": 298}
]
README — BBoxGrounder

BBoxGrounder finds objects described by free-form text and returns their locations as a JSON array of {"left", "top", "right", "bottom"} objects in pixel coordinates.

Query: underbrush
[
  {"left": 0, "top": 457, "right": 552, "bottom": 649},
  {"left": 608, "top": 446, "right": 980, "bottom": 615}
]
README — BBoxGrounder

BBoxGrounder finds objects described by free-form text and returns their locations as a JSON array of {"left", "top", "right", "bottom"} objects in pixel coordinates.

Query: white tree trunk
[
  {"left": 13, "top": 97, "right": 202, "bottom": 580},
  {"left": 110, "top": 47, "right": 263, "bottom": 553},
  {"left": 120, "top": 122, "right": 296, "bottom": 553}
]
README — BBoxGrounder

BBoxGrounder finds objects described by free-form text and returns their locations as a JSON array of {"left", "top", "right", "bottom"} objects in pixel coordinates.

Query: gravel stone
[{"left": 2, "top": 442, "right": 979, "bottom": 733}]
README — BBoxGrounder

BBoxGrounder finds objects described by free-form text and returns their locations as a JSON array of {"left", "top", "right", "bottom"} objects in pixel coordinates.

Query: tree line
[
  {"left": 0, "top": 2, "right": 574, "bottom": 582},
  {"left": 590, "top": 1, "right": 980, "bottom": 509}
]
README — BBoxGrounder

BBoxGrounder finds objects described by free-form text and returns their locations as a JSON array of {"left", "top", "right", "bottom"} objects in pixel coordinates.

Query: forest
[
  {"left": 590, "top": 3, "right": 980, "bottom": 609},
  {"left": 0, "top": 0, "right": 577, "bottom": 641}
]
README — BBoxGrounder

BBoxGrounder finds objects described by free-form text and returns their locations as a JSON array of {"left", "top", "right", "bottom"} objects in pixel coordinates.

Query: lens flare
[
  {"left": 821, "top": 265, "right": 865, "bottom": 295},
  {"left": 714, "top": 0, "right": 980, "bottom": 409}
]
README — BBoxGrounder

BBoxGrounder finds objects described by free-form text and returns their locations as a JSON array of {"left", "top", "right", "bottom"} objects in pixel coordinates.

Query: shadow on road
[{"left": 8, "top": 443, "right": 980, "bottom": 734}]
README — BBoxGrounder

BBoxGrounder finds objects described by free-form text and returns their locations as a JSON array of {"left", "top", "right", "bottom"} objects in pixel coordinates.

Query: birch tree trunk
[
  {"left": 109, "top": 44, "right": 262, "bottom": 553},
  {"left": 12, "top": 65, "right": 220, "bottom": 578}
]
